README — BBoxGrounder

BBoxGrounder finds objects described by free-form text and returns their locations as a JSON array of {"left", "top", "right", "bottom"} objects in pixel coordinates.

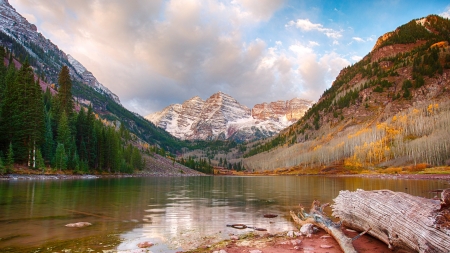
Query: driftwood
[
  {"left": 332, "top": 189, "right": 450, "bottom": 253},
  {"left": 290, "top": 200, "right": 358, "bottom": 253}
]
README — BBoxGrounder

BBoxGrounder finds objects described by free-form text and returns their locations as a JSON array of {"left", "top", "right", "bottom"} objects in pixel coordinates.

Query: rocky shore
[{"left": 0, "top": 153, "right": 205, "bottom": 180}]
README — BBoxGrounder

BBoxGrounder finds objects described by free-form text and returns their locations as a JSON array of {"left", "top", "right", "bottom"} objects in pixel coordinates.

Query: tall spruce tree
[
  {"left": 28, "top": 78, "right": 45, "bottom": 168},
  {"left": 42, "top": 111, "right": 55, "bottom": 162},
  {"left": 56, "top": 66, "right": 74, "bottom": 117},
  {"left": 0, "top": 64, "right": 17, "bottom": 151},
  {"left": 3, "top": 60, "right": 43, "bottom": 164},
  {"left": 57, "top": 112, "right": 71, "bottom": 154}
]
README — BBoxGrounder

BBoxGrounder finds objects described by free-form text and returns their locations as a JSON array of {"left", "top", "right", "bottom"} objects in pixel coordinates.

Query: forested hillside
[
  {"left": 243, "top": 15, "right": 450, "bottom": 172},
  {"left": 0, "top": 48, "right": 145, "bottom": 174}
]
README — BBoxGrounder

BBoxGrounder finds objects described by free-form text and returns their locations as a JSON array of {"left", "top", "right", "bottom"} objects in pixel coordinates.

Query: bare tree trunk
[
  {"left": 332, "top": 189, "right": 450, "bottom": 253},
  {"left": 290, "top": 200, "right": 357, "bottom": 253}
]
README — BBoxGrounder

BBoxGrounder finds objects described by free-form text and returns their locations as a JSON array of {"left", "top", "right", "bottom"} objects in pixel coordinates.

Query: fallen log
[
  {"left": 290, "top": 200, "right": 357, "bottom": 253},
  {"left": 332, "top": 189, "right": 450, "bottom": 253}
]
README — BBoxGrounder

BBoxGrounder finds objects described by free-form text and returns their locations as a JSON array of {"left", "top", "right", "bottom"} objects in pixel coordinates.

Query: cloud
[
  {"left": 351, "top": 55, "right": 363, "bottom": 62},
  {"left": 286, "top": 18, "right": 342, "bottom": 39},
  {"left": 233, "top": 0, "right": 285, "bottom": 21},
  {"left": 352, "top": 37, "right": 365, "bottom": 42},
  {"left": 289, "top": 41, "right": 349, "bottom": 100},
  {"left": 440, "top": 5, "right": 450, "bottom": 18},
  {"left": 308, "top": 41, "right": 320, "bottom": 47},
  {"left": 9, "top": 0, "right": 352, "bottom": 116}
]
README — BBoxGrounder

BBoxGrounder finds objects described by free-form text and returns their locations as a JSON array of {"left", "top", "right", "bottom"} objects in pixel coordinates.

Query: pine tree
[
  {"left": 28, "top": 78, "right": 45, "bottom": 168},
  {"left": 57, "top": 112, "right": 71, "bottom": 153},
  {"left": 56, "top": 66, "right": 74, "bottom": 117},
  {"left": 0, "top": 60, "right": 44, "bottom": 166},
  {"left": 42, "top": 111, "right": 55, "bottom": 162},
  {"left": 6, "top": 142, "right": 14, "bottom": 172},
  {"left": 35, "top": 148, "right": 45, "bottom": 173},
  {"left": 0, "top": 156, "right": 4, "bottom": 175},
  {"left": 53, "top": 143, "right": 67, "bottom": 171},
  {"left": 0, "top": 65, "right": 17, "bottom": 151},
  {"left": 0, "top": 46, "right": 7, "bottom": 100}
]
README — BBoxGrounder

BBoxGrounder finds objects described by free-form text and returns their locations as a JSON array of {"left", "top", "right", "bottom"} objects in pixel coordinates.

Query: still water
[{"left": 0, "top": 176, "right": 448, "bottom": 252}]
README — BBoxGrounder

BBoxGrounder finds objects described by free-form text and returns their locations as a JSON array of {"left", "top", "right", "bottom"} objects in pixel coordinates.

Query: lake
[{"left": 0, "top": 175, "right": 448, "bottom": 252}]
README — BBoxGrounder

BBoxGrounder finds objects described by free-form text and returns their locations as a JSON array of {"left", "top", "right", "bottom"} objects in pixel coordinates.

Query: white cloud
[
  {"left": 233, "top": 0, "right": 284, "bottom": 21},
  {"left": 308, "top": 41, "right": 320, "bottom": 47},
  {"left": 288, "top": 41, "right": 349, "bottom": 100},
  {"left": 287, "top": 18, "right": 323, "bottom": 31},
  {"left": 289, "top": 41, "right": 313, "bottom": 56},
  {"left": 9, "top": 0, "right": 350, "bottom": 116},
  {"left": 352, "top": 37, "right": 365, "bottom": 42},
  {"left": 351, "top": 55, "right": 363, "bottom": 62},
  {"left": 440, "top": 5, "right": 450, "bottom": 18},
  {"left": 286, "top": 18, "right": 342, "bottom": 39}
]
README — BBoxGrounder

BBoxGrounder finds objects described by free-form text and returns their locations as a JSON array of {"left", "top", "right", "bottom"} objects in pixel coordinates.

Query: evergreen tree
[
  {"left": 56, "top": 66, "right": 74, "bottom": 117},
  {"left": 6, "top": 142, "right": 14, "bottom": 172},
  {"left": 57, "top": 112, "right": 71, "bottom": 153},
  {"left": 35, "top": 148, "right": 45, "bottom": 173},
  {"left": 28, "top": 78, "right": 45, "bottom": 168},
  {"left": 0, "top": 46, "right": 7, "bottom": 100},
  {"left": 0, "top": 156, "right": 4, "bottom": 175},
  {"left": 42, "top": 111, "right": 55, "bottom": 162},
  {"left": 53, "top": 143, "right": 67, "bottom": 171},
  {"left": 5, "top": 60, "right": 42, "bottom": 164},
  {"left": 0, "top": 65, "right": 17, "bottom": 152}
]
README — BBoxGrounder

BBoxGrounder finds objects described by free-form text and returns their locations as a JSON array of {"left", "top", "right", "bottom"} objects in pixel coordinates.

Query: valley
[{"left": 1, "top": 1, "right": 450, "bottom": 253}]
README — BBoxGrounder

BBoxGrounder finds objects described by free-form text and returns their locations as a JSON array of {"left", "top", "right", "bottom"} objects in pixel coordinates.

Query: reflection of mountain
[{"left": 120, "top": 177, "right": 299, "bottom": 251}]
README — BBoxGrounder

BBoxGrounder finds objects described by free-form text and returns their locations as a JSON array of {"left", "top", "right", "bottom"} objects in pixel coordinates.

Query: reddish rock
[{"left": 137, "top": 241, "right": 154, "bottom": 248}]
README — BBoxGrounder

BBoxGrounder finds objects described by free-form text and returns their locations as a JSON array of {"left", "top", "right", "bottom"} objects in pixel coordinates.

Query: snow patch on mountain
[
  {"left": 146, "top": 92, "right": 313, "bottom": 141},
  {"left": 68, "top": 55, "right": 120, "bottom": 104}
]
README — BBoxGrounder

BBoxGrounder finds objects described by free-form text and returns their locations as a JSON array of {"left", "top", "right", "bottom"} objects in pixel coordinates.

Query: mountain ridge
[
  {"left": 243, "top": 14, "right": 450, "bottom": 171},
  {"left": 0, "top": 0, "right": 120, "bottom": 103},
  {"left": 146, "top": 91, "right": 313, "bottom": 142}
]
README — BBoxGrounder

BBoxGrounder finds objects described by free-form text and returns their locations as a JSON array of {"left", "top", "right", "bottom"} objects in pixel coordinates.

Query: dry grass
[{"left": 419, "top": 166, "right": 450, "bottom": 174}]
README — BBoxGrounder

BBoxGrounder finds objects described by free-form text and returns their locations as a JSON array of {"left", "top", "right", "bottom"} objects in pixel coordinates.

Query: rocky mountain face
[
  {"left": 244, "top": 15, "right": 450, "bottom": 171},
  {"left": 146, "top": 92, "right": 313, "bottom": 142},
  {"left": 252, "top": 98, "right": 313, "bottom": 121},
  {"left": 67, "top": 55, "right": 120, "bottom": 103},
  {"left": 0, "top": 0, "right": 120, "bottom": 103}
]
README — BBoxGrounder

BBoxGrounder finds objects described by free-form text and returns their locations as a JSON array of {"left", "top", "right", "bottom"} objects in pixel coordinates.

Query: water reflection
[{"left": 0, "top": 176, "right": 448, "bottom": 252}]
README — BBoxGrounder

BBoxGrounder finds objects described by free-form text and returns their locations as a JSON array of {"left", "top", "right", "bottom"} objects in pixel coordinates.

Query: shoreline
[
  {"left": 2, "top": 172, "right": 450, "bottom": 181},
  {"left": 332, "top": 173, "right": 450, "bottom": 181}
]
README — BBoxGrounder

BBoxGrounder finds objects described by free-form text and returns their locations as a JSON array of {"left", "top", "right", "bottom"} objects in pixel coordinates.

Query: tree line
[{"left": 0, "top": 48, "right": 144, "bottom": 174}]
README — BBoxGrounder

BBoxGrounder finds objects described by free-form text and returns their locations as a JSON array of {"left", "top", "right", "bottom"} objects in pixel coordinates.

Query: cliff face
[
  {"left": 252, "top": 98, "right": 313, "bottom": 121},
  {"left": 146, "top": 92, "right": 313, "bottom": 141}
]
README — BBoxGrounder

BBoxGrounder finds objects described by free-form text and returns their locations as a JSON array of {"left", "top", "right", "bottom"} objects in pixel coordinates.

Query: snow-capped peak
[{"left": 146, "top": 92, "right": 313, "bottom": 142}]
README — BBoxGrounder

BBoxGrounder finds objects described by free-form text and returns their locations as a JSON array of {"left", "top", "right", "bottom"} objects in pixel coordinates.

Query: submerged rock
[
  {"left": 137, "top": 241, "right": 154, "bottom": 248},
  {"left": 65, "top": 222, "right": 92, "bottom": 228}
]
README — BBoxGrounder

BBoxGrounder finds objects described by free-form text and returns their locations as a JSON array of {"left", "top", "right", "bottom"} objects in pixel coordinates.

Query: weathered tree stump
[
  {"left": 332, "top": 189, "right": 450, "bottom": 253},
  {"left": 290, "top": 200, "right": 358, "bottom": 253}
]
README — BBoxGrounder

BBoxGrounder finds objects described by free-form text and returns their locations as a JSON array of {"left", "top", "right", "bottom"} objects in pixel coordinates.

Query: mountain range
[
  {"left": 146, "top": 92, "right": 313, "bottom": 142},
  {"left": 1, "top": 0, "right": 449, "bottom": 172}
]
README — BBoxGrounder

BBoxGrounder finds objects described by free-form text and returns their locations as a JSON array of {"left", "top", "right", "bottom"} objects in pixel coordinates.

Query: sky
[{"left": 9, "top": 0, "right": 450, "bottom": 116}]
